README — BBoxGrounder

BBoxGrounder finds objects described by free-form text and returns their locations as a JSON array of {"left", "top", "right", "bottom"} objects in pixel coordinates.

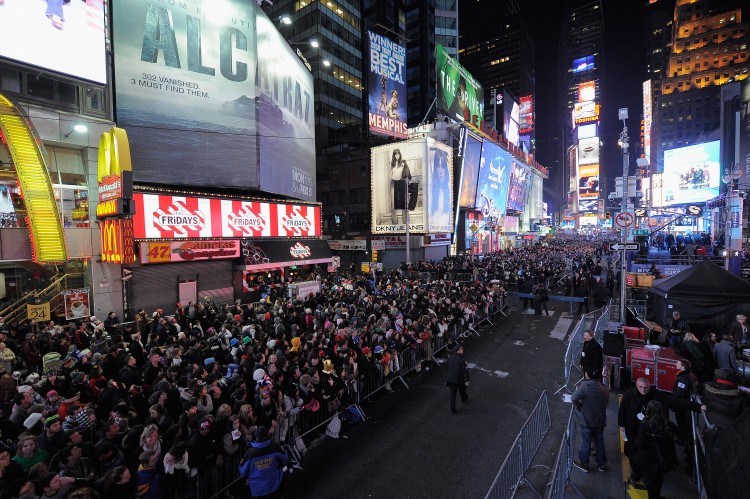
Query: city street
[{"left": 281, "top": 303, "right": 575, "bottom": 499}]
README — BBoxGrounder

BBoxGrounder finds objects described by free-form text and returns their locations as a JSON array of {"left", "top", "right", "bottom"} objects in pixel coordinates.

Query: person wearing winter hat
[
  {"left": 701, "top": 368, "right": 749, "bottom": 430},
  {"left": 240, "top": 426, "right": 288, "bottom": 498}
]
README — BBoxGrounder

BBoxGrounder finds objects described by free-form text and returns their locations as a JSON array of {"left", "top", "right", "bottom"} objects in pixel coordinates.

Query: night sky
[{"left": 461, "top": 0, "right": 649, "bottom": 209}]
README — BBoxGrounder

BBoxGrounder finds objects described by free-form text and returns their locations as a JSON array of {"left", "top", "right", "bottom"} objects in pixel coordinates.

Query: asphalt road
[{"left": 275, "top": 302, "right": 578, "bottom": 499}]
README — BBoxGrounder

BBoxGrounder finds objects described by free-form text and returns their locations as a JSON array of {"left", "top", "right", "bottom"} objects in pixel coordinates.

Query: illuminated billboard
[
  {"left": 436, "top": 44, "right": 484, "bottom": 125},
  {"left": 740, "top": 79, "right": 750, "bottom": 175},
  {"left": 502, "top": 90, "right": 520, "bottom": 147},
  {"left": 506, "top": 161, "right": 530, "bottom": 212},
  {"left": 643, "top": 80, "right": 652, "bottom": 166},
  {"left": 663, "top": 141, "right": 720, "bottom": 205},
  {"left": 0, "top": 1, "right": 106, "bottom": 83},
  {"left": 371, "top": 139, "right": 435, "bottom": 234},
  {"left": 573, "top": 101, "right": 599, "bottom": 125},
  {"left": 519, "top": 95, "right": 534, "bottom": 134},
  {"left": 459, "top": 133, "right": 483, "bottom": 208},
  {"left": 475, "top": 141, "right": 511, "bottom": 218},
  {"left": 578, "top": 137, "right": 599, "bottom": 166},
  {"left": 578, "top": 162, "right": 600, "bottom": 203},
  {"left": 578, "top": 81, "right": 596, "bottom": 103},
  {"left": 425, "top": 141, "right": 454, "bottom": 233},
  {"left": 367, "top": 31, "right": 408, "bottom": 138},
  {"left": 572, "top": 56, "right": 595, "bottom": 74},
  {"left": 112, "top": 2, "right": 316, "bottom": 201},
  {"left": 577, "top": 123, "right": 597, "bottom": 140}
]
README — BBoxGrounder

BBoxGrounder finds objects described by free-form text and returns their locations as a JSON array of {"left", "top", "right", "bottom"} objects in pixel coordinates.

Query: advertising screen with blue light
[
  {"left": 572, "top": 56, "right": 595, "bottom": 74},
  {"left": 662, "top": 140, "right": 720, "bottom": 205},
  {"left": 475, "top": 141, "right": 511, "bottom": 218}
]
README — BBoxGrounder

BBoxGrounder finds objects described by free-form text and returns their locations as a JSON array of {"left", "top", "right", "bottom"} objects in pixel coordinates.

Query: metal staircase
[{"left": 0, "top": 273, "right": 84, "bottom": 325}]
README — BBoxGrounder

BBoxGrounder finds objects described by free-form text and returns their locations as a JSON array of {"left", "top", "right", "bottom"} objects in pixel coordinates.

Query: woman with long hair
[
  {"left": 389, "top": 148, "right": 411, "bottom": 224},
  {"left": 95, "top": 465, "right": 136, "bottom": 499},
  {"left": 12, "top": 434, "right": 49, "bottom": 471},
  {"left": 635, "top": 400, "right": 675, "bottom": 498},
  {"left": 140, "top": 424, "right": 162, "bottom": 455}
]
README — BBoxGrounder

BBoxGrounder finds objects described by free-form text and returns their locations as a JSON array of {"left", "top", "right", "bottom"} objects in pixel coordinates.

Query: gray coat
[
  {"left": 714, "top": 339, "right": 738, "bottom": 372},
  {"left": 571, "top": 379, "right": 609, "bottom": 429}
]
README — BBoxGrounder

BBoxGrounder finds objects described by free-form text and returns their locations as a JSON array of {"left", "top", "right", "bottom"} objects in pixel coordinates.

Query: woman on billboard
[
  {"left": 390, "top": 148, "right": 411, "bottom": 224},
  {"left": 429, "top": 148, "right": 451, "bottom": 229}
]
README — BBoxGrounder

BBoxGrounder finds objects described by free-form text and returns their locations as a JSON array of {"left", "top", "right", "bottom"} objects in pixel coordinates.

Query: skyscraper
[{"left": 651, "top": 0, "right": 750, "bottom": 171}]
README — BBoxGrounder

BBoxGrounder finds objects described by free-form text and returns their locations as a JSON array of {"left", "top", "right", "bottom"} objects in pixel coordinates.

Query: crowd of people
[{"left": 0, "top": 241, "right": 591, "bottom": 499}]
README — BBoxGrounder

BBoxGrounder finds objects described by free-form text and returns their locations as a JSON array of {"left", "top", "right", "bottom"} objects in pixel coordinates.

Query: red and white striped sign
[{"left": 133, "top": 193, "right": 321, "bottom": 239}]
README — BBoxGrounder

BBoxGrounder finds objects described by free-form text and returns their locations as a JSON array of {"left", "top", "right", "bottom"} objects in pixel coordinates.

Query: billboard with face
[
  {"left": 475, "top": 141, "right": 511, "bottom": 218},
  {"left": 663, "top": 141, "right": 720, "bottom": 205},
  {"left": 436, "top": 44, "right": 484, "bottom": 125},
  {"left": 426, "top": 141, "right": 454, "bottom": 233},
  {"left": 371, "top": 141, "right": 426, "bottom": 234},
  {"left": 458, "top": 133, "right": 482, "bottom": 208},
  {"left": 112, "top": 1, "right": 316, "bottom": 201},
  {"left": 0, "top": 0, "right": 106, "bottom": 83},
  {"left": 367, "top": 31, "right": 407, "bottom": 138}
]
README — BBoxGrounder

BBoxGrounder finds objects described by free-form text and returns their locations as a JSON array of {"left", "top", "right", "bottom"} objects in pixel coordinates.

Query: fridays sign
[{"left": 132, "top": 193, "right": 321, "bottom": 239}]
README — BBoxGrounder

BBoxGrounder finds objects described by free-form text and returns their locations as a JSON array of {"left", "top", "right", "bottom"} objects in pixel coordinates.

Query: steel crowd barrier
[
  {"left": 544, "top": 406, "right": 583, "bottom": 499},
  {"left": 557, "top": 304, "right": 609, "bottom": 395},
  {"left": 485, "top": 391, "right": 552, "bottom": 499}
]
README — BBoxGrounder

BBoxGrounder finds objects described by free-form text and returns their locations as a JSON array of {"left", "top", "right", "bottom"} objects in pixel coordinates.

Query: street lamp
[
  {"left": 618, "top": 108, "right": 629, "bottom": 324},
  {"left": 486, "top": 216, "right": 498, "bottom": 254}
]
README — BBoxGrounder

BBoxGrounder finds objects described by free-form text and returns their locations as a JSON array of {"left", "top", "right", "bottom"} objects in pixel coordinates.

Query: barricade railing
[
  {"left": 557, "top": 305, "right": 608, "bottom": 395},
  {"left": 545, "top": 405, "right": 583, "bottom": 499},
  {"left": 197, "top": 453, "right": 243, "bottom": 499},
  {"left": 485, "top": 391, "right": 552, "bottom": 499}
]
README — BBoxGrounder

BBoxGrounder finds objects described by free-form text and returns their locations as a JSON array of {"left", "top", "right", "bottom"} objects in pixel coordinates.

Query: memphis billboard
[
  {"left": 436, "top": 44, "right": 484, "bottom": 125},
  {"left": 112, "top": 1, "right": 316, "bottom": 202},
  {"left": 367, "top": 31, "right": 407, "bottom": 138},
  {"left": 663, "top": 141, "right": 720, "bottom": 205},
  {"left": 0, "top": 0, "right": 107, "bottom": 83},
  {"left": 371, "top": 138, "right": 453, "bottom": 234}
]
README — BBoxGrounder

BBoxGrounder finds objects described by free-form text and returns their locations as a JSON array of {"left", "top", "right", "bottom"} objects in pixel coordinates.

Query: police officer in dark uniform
[{"left": 446, "top": 343, "right": 469, "bottom": 414}]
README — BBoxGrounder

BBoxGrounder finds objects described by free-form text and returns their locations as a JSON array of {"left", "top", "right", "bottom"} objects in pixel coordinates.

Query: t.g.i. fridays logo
[
  {"left": 153, "top": 201, "right": 205, "bottom": 235},
  {"left": 281, "top": 208, "right": 311, "bottom": 233},
  {"left": 289, "top": 242, "right": 311, "bottom": 259},
  {"left": 228, "top": 205, "right": 265, "bottom": 235}
]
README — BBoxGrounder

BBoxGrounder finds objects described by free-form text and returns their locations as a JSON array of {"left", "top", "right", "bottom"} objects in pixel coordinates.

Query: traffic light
[
  {"left": 372, "top": 250, "right": 379, "bottom": 262},
  {"left": 605, "top": 212, "right": 611, "bottom": 220}
]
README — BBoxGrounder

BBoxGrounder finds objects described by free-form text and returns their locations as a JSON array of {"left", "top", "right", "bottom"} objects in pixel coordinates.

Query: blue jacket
[{"left": 239, "top": 439, "right": 288, "bottom": 497}]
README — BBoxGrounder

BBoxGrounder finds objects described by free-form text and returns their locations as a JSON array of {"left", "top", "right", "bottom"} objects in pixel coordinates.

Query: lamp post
[
  {"left": 722, "top": 163, "right": 743, "bottom": 275},
  {"left": 618, "top": 108, "right": 629, "bottom": 324},
  {"left": 486, "top": 216, "right": 497, "bottom": 254}
]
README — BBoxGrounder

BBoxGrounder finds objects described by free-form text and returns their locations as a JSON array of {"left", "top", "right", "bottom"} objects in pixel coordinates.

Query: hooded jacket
[{"left": 239, "top": 438, "right": 288, "bottom": 497}]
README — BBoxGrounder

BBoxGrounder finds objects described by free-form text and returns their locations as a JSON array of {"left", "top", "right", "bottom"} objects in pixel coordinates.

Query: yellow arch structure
[{"left": 0, "top": 93, "right": 67, "bottom": 262}]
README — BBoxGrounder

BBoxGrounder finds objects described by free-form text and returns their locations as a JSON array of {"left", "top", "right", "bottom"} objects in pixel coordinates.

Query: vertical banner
[
  {"left": 727, "top": 195, "right": 743, "bottom": 253},
  {"left": 741, "top": 79, "right": 750, "bottom": 176},
  {"left": 367, "top": 31, "right": 407, "bottom": 138},
  {"left": 425, "top": 141, "right": 454, "bottom": 233}
]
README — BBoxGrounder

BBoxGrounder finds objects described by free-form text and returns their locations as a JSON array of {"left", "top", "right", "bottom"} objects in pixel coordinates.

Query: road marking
[
  {"left": 513, "top": 340, "right": 525, "bottom": 346},
  {"left": 522, "top": 309, "right": 556, "bottom": 316},
  {"left": 549, "top": 317, "right": 574, "bottom": 340},
  {"left": 466, "top": 362, "right": 509, "bottom": 378}
]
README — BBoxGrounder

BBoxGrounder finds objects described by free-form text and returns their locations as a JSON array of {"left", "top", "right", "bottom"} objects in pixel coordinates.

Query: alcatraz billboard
[
  {"left": 112, "top": 1, "right": 316, "bottom": 201},
  {"left": 367, "top": 31, "right": 407, "bottom": 138},
  {"left": 436, "top": 44, "right": 484, "bottom": 125}
]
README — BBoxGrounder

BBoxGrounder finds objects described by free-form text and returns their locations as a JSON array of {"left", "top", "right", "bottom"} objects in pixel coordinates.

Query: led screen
[
  {"left": 0, "top": 0, "right": 106, "bottom": 83},
  {"left": 112, "top": 2, "right": 316, "bottom": 201},
  {"left": 740, "top": 79, "right": 750, "bottom": 175},
  {"left": 459, "top": 133, "right": 482, "bottom": 208},
  {"left": 663, "top": 141, "right": 720, "bottom": 205},
  {"left": 578, "top": 81, "right": 595, "bottom": 103},
  {"left": 578, "top": 163, "right": 600, "bottom": 201},
  {"left": 578, "top": 137, "right": 599, "bottom": 166},
  {"left": 572, "top": 55, "right": 595, "bottom": 74},
  {"left": 475, "top": 141, "right": 511, "bottom": 218},
  {"left": 503, "top": 90, "right": 520, "bottom": 147},
  {"left": 367, "top": 31, "right": 407, "bottom": 138},
  {"left": 519, "top": 95, "right": 533, "bottom": 134},
  {"left": 506, "top": 161, "right": 530, "bottom": 212},
  {"left": 577, "top": 123, "right": 597, "bottom": 140}
]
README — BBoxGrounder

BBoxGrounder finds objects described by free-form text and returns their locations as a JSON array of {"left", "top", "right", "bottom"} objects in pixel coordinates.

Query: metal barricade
[
  {"left": 545, "top": 406, "right": 583, "bottom": 498},
  {"left": 485, "top": 391, "right": 552, "bottom": 499},
  {"left": 197, "top": 453, "right": 243, "bottom": 499}
]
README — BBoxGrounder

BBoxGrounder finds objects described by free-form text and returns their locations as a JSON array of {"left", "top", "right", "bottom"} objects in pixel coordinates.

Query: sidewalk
[{"left": 568, "top": 392, "right": 700, "bottom": 498}]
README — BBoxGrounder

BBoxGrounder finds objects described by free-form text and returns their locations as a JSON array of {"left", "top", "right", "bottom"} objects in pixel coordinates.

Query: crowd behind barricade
[{"left": 0, "top": 241, "right": 605, "bottom": 499}]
